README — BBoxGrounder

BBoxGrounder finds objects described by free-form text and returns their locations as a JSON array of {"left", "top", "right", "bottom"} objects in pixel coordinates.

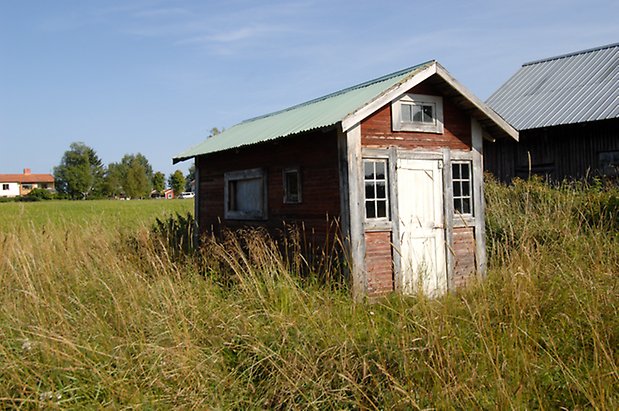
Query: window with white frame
[
  {"left": 2, "top": 184, "right": 8, "bottom": 190},
  {"left": 392, "top": 94, "right": 444, "bottom": 133},
  {"left": 452, "top": 162, "right": 473, "bottom": 216},
  {"left": 283, "top": 167, "right": 301, "bottom": 204},
  {"left": 364, "top": 159, "right": 389, "bottom": 220},
  {"left": 224, "top": 168, "right": 267, "bottom": 220},
  {"left": 599, "top": 150, "right": 619, "bottom": 176}
]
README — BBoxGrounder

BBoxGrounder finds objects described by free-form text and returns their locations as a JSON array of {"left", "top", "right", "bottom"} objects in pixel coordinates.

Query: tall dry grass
[{"left": 0, "top": 179, "right": 617, "bottom": 409}]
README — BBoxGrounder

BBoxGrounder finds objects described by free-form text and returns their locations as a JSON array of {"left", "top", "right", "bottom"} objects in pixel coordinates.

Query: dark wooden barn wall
[
  {"left": 359, "top": 81, "right": 477, "bottom": 295},
  {"left": 485, "top": 118, "right": 619, "bottom": 182},
  {"left": 196, "top": 130, "right": 341, "bottom": 241}
]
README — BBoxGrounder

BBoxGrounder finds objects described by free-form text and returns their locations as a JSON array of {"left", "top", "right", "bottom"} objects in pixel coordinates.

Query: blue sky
[{"left": 1, "top": 0, "right": 618, "bottom": 178}]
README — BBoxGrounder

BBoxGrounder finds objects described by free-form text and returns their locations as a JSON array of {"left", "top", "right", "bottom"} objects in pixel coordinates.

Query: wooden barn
[
  {"left": 174, "top": 61, "right": 518, "bottom": 299},
  {"left": 485, "top": 43, "right": 619, "bottom": 182}
]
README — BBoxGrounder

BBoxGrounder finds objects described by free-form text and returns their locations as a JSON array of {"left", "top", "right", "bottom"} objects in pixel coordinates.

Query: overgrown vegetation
[{"left": 0, "top": 179, "right": 617, "bottom": 408}]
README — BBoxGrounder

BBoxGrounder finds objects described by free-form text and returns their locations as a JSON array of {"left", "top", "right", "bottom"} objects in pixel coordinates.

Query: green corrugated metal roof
[{"left": 173, "top": 61, "right": 434, "bottom": 163}]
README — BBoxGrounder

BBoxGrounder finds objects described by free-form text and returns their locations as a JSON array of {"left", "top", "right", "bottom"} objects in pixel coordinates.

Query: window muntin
[
  {"left": 452, "top": 162, "right": 473, "bottom": 215},
  {"left": 364, "top": 159, "right": 389, "bottom": 220},
  {"left": 283, "top": 167, "right": 302, "bottom": 204},
  {"left": 392, "top": 93, "right": 444, "bottom": 133},
  {"left": 224, "top": 168, "right": 267, "bottom": 220}
]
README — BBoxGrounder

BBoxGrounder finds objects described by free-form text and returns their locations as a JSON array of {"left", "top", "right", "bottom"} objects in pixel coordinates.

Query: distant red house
[
  {"left": 0, "top": 168, "right": 55, "bottom": 197},
  {"left": 163, "top": 188, "right": 175, "bottom": 199}
]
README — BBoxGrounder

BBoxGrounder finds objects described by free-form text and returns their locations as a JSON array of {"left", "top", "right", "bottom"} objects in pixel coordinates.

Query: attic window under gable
[{"left": 391, "top": 93, "right": 444, "bottom": 134}]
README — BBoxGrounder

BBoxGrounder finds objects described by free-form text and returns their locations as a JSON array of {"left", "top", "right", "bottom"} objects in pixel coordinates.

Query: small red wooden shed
[{"left": 174, "top": 61, "right": 518, "bottom": 299}]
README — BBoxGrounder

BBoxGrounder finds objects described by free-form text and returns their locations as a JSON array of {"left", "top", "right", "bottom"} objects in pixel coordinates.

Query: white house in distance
[{"left": 0, "top": 168, "right": 55, "bottom": 197}]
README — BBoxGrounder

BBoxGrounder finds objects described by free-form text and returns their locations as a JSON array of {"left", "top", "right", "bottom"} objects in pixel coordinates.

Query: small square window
[
  {"left": 364, "top": 159, "right": 389, "bottom": 220},
  {"left": 283, "top": 167, "right": 302, "bottom": 204},
  {"left": 2, "top": 184, "right": 8, "bottom": 190},
  {"left": 224, "top": 168, "right": 267, "bottom": 220},
  {"left": 452, "top": 162, "right": 473, "bottom": 216},
  {"left": 599, "top": 151, "right": 619, "bottom": 176},
  {"left": 392, "top": 94, "right": 443, "bottom": 133}
]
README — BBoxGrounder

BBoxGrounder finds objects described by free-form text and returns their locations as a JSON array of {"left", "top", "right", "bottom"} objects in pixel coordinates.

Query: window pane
[
  {"left": 452, "top": 163, "right": 460, "bottom": 179},
  {"left": 377, "top": 200, "right": 387, "bottom": 218},
  {"left": 365, "top": 182, "right": 375, "bottom": 199},
  {"left": 453, "top": 181, "right": 461, "bottom": 197},
  {"left": 454, "top": 198, "right": 462, "bottom": 214},
  {"left": 401, "top": 104, "right": 412, "bottom": 122},
  {"left": 366, "top": 201, "right": 376, "bottom": 218},
  {"left": 461, "top": 163, "right": 469, "bottom": 179},
  {"left": 286, "top": 172, "right": 298, "bottom": 195},
  {"left": 364, "top": 161, "right": 375, "bottom": 179},
  {"left": 234, "top": 178, "right": 262, "bottom": 212},
  {"left": 422, "top": 105, "right": 434, "bottom": 123},
  {"left": 462, "top": 198, "right": 471, "bottom": 214},
  {"left": 376, "top": 182, "right": 386, "bottom": 198},
  {"left": 462, "top": 181, "right": 470, "bottom": 196},
  {"left": 412, "top": 105, "right": 423, "bottom": 122},
  {"left": 375, "top": 162, "right": 385, "bottom": 179}
]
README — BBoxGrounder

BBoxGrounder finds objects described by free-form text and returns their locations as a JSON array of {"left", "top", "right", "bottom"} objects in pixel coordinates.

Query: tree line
[{"left": 54, "top": 142, "right": 192, "bottom": 200}]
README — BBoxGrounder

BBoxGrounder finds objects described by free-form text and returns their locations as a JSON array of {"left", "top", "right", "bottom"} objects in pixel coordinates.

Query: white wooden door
[{"left": 397, "top": 158, "right": 447, "bottom": 296}]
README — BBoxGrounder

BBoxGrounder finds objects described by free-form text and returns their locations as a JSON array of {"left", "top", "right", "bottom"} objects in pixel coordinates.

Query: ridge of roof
[
  {"left": 240, "top": 61, "right": 435, "bottom": 125},
  {"left": 523, "top": 42, "right": 619, "bottom": 66}
]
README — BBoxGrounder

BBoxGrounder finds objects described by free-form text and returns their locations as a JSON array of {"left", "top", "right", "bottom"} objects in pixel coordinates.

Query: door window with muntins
[
  {"left": 452, "top": 161, "right": 473, "bottom": 215},
  {"left": 364, "top": 159, "right": 389, "bottom": 220}
]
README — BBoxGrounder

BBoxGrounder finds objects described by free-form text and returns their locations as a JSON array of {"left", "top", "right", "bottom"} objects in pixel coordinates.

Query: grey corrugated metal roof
[
  {"left": 174, "top": 61, "right": 433, "bottom": 162},
  {"left": 486, "top": 42, "right": 619, "bottom": 130}
]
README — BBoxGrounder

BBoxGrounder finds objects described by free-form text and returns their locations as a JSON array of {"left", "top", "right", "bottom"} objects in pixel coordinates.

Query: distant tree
[
  {"left": 124, "top": 160, "right": 150, "bottom": 199},
  {"left": 103, "top": 162, "right": 124, "bottom": 197},
  {"left": 209, "top": 127, "right": 222, "bottom": 137},
  {"left": 121, "top": 153, "right": 153, "bottom": 180},
  {"left": 152, "top": 171, "right": 165, "bottom": 194},
  {"left": 185, "top": 164, "right": 195, "bottom": 192},
  {"left": 54, "top": 142, "right": 105, "bottom": 199},
  {"left": 168, "top": 170, "right": 186, "bottom": 196}
]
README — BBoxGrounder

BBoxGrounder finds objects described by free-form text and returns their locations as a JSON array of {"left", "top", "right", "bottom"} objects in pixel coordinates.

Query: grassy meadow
[{"left": 0, "top": 181, "right": 617, "bottom": 409}]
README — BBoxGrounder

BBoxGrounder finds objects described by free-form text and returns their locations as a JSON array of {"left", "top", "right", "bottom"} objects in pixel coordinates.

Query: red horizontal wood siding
[
  {"left": 365, "top": 231, "right": 394, "bottom": 295},
  {"left": 452, "top": 226, "right": 477, "bottom": 288},
  {"left": 196, "top": 130, "right": 341, "bottom": 242},
  {"left": 361, "top": 82, "right": 472, "bottom": 150}
]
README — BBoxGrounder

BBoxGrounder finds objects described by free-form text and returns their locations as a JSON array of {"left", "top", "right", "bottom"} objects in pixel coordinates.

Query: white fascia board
[
  {"left": 341, "top": 63, "right": 438, "bottom": 132},
  {"left": 434, "top": 63, "right": 519, "bottom": 141}
]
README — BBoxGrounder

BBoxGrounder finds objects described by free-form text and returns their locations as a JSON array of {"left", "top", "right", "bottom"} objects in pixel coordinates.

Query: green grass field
[
  {"left": 0, "top": 199, "right": 193, "bottom": 231},
  {"left": 0, "top": 182, "right": 617, "bottom": 409}
]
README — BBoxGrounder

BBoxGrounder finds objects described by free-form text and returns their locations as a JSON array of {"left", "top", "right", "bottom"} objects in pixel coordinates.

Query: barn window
[
  {"left": 452, "top": 162, "right": 473, "bottom": 215},
  {"left": 392, "top": 94, "right": 444, "bottom": 133},
  {"left": 2, "top": 184, "right": 8, "bottom": 190},
  {"left": 364, "top": 159, "right": 389, "bottom": 220},
  {"left": 283, "top": 167, "right": 302, "bottom": 204},
  {"left": 224, "top": 168, "right": 267, "bottom": 220},
  {"left": 599, "top": 150, "right": 619, "bottom": 176}
]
